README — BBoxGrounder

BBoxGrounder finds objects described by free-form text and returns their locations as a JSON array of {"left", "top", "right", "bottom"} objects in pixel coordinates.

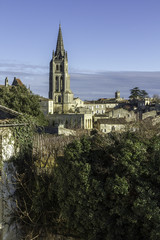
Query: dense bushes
[
  {"left": 8, "top": 132, "right": 160, "bottom": 239},
  {"left": 0, "top": 85, "right": 46, "bottom": 125}
]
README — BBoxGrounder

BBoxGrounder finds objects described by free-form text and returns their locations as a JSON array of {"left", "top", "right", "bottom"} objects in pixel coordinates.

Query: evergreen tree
[{"left": 129, "top": 87, "right": 149, "bottom": 99}]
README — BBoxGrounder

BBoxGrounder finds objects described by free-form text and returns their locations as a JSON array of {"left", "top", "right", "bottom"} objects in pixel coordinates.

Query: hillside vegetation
[{"left": 8, "top": 131, "right": 160, "bottom": 240}]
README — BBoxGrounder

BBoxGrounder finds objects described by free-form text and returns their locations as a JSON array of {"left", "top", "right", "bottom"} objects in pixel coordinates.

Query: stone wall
[
  {"left": 142, "top": 110, "right": 157, "bottom": 120},
  {"left": 108, "top": 108, "right": 136, "bottom": 122},
  {"left": 47, "top": 113, "right": 92, "bottom": 130},
  {"left": 0, "top": 127, "right": 16, "bottom": 240}
]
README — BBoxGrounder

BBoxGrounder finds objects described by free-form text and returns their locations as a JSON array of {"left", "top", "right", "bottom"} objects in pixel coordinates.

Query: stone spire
[{"left": 55, "top": 24, "right": 65, "bottom": 57}]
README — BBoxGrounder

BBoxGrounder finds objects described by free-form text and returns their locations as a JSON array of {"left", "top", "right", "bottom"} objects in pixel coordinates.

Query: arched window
[
  {"left": 56, "top": 76, "right": 59, "bottom": 91},
  {"left": 60, "top": 65, "right": 63, "bottom": 71},
  {"left": 56, "top": 65, "right": 59, "bottom": 71},
  {"left": 58, "top": 96, "right": 61, "bottom": 103},
  {"left": 112, "top": 126, "right": 115, "bottom": 131},
  {"left": 60, "top": 76, "right": 64, "bottom": 91}
]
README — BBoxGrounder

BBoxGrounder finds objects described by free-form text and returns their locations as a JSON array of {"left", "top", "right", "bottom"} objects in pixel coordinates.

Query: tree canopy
[
  {"left": 9, "top": 131, "right": 160, "bottom": 240},
  {"left": 152, "top": 94, "right": 160, "bottom": 103},
  {"left": 55, "top": 133, "right": 160, "bottom": 240},
  {"left": 129, "top": 87, "right": 149, "bottom": 99},
  {"left": 0, "top": 85, "right": 46, "bottom": 124}
]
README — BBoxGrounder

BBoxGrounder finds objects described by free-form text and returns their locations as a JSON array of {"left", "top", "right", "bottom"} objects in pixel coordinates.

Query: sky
[{"left": 0, "top": 0, "right": 160, "bottom": 100}]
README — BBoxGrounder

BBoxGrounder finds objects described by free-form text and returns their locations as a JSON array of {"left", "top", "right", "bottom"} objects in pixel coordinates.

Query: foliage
[
  {"left": 129, "top": 87, "right": 149, "bottom": 99},
  {"left": 8, "top": 131, "right": 160, "bottom": 239},
  {"left": 7, "top": 132, "right": 79, "bottom": 239},
  {"left": 0, "top": 85, "right": 46, "bottom": 125},
  {"left": 8, "top": 150, "right": 60, "bottom": 239},
  {"left": 152, "top": 94, "right": 160, "bottom": 103},
  {"left": 10, "top": 115, "right": 37, "bottom": 152},
  {"left": 55, "top": 133, "right": 160, "bottom": 240}
]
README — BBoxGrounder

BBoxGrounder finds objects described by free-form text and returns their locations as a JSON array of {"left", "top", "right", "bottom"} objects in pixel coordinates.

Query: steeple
[
  {"left": 55, "top": 24, "right": 65, "bottom": 57},
  {"left": 49, "top": 25, "right": 73, "bottom": 113}
]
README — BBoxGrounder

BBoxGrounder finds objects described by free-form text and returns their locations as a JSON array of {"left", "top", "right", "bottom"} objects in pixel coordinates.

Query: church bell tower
[{"left": 49, "top": 24, "right": 73, "bottom": 113}]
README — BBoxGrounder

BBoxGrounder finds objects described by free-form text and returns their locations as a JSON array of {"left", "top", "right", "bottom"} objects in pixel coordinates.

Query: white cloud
[{"left": 0, "top": 61, "right": 160, "bottom": 99}]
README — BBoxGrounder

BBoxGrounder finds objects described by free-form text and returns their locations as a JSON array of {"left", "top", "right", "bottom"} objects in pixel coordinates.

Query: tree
[
  {"left": 129, "top": 87, "right": 149, "bottom": 100},
  {"left": 8, "top": 131, "right": 160, "bottom": 240},
  {"left": 55, "top": 133, "right": 160, "bottom": 240},
  {"left": 0, "top": 85, "right": 46, "bottom": 125},
  {"left": 152, "top": 94, "right": 160, "bottom": 103}
]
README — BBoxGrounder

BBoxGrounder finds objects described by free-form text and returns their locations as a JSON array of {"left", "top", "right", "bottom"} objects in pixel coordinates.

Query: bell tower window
[
  {"left": 58, "top": 96, "right": 61, "bottom": 103},
  {"left": 56, "top": 76, "right": 59, "bottom": 91},
  {"left": 60, "top": 76, "right": 64, "bottom": 91}
]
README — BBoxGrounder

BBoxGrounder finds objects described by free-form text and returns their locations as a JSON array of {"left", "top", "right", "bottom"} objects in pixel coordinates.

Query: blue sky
[{"left": 0, "top": 0, "right": 160, "bottom": 99}]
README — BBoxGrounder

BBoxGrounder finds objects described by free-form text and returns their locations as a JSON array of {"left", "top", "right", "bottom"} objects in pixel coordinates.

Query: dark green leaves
[{"left": 129, "top": 87, "right": 149, "bottom": 99}]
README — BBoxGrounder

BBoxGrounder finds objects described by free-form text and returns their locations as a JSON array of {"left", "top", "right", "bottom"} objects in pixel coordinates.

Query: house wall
[
  {"left": 73, "top": 98, "right": 84, "bottom": 108},
  {"left": 84, "top": 102, "right": 118, "bottom": 115},
  {"left": 40, "top": 100, "right": 54, "bottom": 115},
  {"left": 47, "top": 113, "right": 92, "bottom": 130},
  {"left": 142, "top": 110, "right": 157, "bottom": 120},
  {"left": 108, "top": 108, "right": 136, "bottom": 122},
  {"left": 98, "top": 123, "right": 126, "bottom": 133}
]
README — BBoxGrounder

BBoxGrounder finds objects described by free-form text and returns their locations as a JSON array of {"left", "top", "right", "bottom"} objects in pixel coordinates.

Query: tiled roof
[{"left": 12, "top": 78, "right": 24, "bottom": 86}]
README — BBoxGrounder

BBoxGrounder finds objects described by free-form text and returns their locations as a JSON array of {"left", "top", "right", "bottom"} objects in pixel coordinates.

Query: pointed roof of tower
[{"left": 55, "top": 24, "right": 65, "bottom": 57}]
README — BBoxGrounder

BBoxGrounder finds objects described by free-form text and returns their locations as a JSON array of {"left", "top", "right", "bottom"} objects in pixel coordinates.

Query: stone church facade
[{"left": 49, "top": 24, "right": 74, "bottom": 113}]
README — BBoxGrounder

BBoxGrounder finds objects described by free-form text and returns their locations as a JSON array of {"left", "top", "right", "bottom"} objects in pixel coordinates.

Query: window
[
  {"left": 112, "top": 126, "right": 115, "bottom": 131},
  {"left": 58, "top": 96, "right": 61, "bottom": 103},
  {"left": 60, "top": 65, "right": 63, "bottom": 71},
  {"left": 56, "top": 65, "right": 59, "bottom": 71},
  {"left": 60, "top": 76, "right": 64, "bottom": 91},
  {"left": 56, "top": 76, "right": 59, "bottom": 91}
]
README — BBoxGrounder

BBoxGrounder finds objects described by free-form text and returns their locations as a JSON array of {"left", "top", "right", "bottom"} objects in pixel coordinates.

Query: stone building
[
  {"left": 49, "top": 24, "right": 74, "bottom": 113},
  {"left": 12, "top": 77, "right": 24, "bottom": 87},
  {"left": 108, "top": 108, "right": 137, "bottom": 122},
  {"left": 41, "top": 25, "right": 158, "bottom": 133},
  {"left": 47, "top": 113, "right": 93, "bottom": 130},
  {"left": 83, "top": 99, "right": 119, "bottom": 115},
  {"left": 0, "top": 77, "right": 24, "bottom": 89},
  {"left": 39, "top": 97, "right": 54, "bottom": 115},
  {"left": 97, "top": 118, "right": 128, "bottom": 133}
]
